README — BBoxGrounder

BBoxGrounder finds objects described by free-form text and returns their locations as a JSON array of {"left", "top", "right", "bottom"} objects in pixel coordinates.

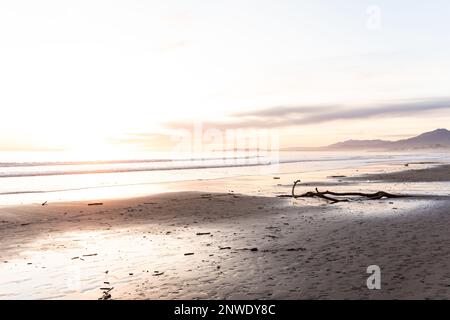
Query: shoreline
[
  {"left": 348, "top": 164, "right": 450, "bottom": 182},
  {"left": 2, "top": 151, "right": 450, "bottom": 207}
]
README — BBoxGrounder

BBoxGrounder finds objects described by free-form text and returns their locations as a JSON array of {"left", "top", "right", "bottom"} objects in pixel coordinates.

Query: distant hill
[
  {"left": 390, "top": 129, "right": 450, "bottom": 149},
  {"left": 283, "top": 129, "right": 450, "bottom": 151}
]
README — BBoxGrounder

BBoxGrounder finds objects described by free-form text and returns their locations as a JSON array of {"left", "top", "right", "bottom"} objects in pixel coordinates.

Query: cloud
[
  {"left": 233, "top": 105, "right": 334, "bottom": 118},
  {"left": 110, "top": 133, "right": 178, "bottom": 150},
  {"left": 166, "top": 97, "right": 450, "bottom": 130},
  {"left": 296, "top": 98, "right": 450, "bottom": 125}
]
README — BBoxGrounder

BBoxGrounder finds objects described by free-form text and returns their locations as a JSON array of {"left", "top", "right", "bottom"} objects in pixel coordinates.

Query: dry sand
[{"left": 1, "top": 164, "right": 450, "bottom": 299}]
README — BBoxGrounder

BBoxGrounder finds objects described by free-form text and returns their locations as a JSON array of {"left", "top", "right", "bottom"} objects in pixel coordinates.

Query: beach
[
  {"left": 3, "top": 0, "right": 450, "bottom": 305},
  {"left": 1, "top": 159, "right": 450, "bottom": 299}
]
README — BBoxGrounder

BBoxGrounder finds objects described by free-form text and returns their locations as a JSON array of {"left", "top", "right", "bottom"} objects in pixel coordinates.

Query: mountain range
[{"left": 284, "top": 129, "right": 450, "bottom": 151}]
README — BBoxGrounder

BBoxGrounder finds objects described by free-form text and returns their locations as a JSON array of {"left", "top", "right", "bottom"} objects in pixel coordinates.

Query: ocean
[{"left": 1, "top": 150, "right": 449, "bottom": 205}]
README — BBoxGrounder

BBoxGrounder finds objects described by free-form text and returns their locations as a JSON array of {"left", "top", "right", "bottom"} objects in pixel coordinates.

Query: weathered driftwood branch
[
  {"left": 292, "top": 180, "right": 301, "bottom": 197},
  {"left": 279, "top": 180, "right": 407, "bottom": 203},
  {"left": 319, "top": 190, "right": 404, "bottom": 200},
  {"left": 294, "top": 188, "right": 347, "bottom": 203}
]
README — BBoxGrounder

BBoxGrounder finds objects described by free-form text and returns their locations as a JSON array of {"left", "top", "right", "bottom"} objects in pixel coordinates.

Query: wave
[
  {"left": 0, "top": 160, "right": 276, "bottom": 178},
  {"left": 0, "top": 155, "right": 262, "bottom": 168},
  {"left": 0, "top": 154, "right": 395, "bottom": 179}
]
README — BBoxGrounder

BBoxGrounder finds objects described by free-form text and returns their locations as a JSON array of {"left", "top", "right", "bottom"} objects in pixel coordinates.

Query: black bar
[{"left": 1, "top": 300, "right": 446, "bottom": 319}]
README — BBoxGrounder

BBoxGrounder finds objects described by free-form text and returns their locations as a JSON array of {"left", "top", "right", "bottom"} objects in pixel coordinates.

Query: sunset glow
[{"left": 1, "top": 1, "right": 450, "bottom": 155}]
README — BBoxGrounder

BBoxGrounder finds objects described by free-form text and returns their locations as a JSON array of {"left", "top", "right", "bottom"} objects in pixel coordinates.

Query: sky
[{"left": 1, "top": 0, "right": 450, "bottom": 157}]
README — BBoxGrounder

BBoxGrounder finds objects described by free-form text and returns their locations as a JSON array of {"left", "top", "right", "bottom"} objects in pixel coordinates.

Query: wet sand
[
  {"left": 350, "top": 164, "right": 450, "bottom": 182},
  {"left": 1, "top": 164, "right": 450, "bottom": 299}
]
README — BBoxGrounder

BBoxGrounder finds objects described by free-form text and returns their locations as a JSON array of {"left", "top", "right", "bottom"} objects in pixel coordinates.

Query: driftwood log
[{"left": 280, "top": 180, "right": 407, "bottom": 204}]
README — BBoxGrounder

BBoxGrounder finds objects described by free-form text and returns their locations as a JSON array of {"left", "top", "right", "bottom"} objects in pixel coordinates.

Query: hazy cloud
[
  {"left": 167, "top": 97, "right": 450, "bottom": 130},
  {"left": 110, "top": 133, "right": 178, "bottom": 150},
  {"left": 233, "top": 105, "right": 334, "bottom": 118}
]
